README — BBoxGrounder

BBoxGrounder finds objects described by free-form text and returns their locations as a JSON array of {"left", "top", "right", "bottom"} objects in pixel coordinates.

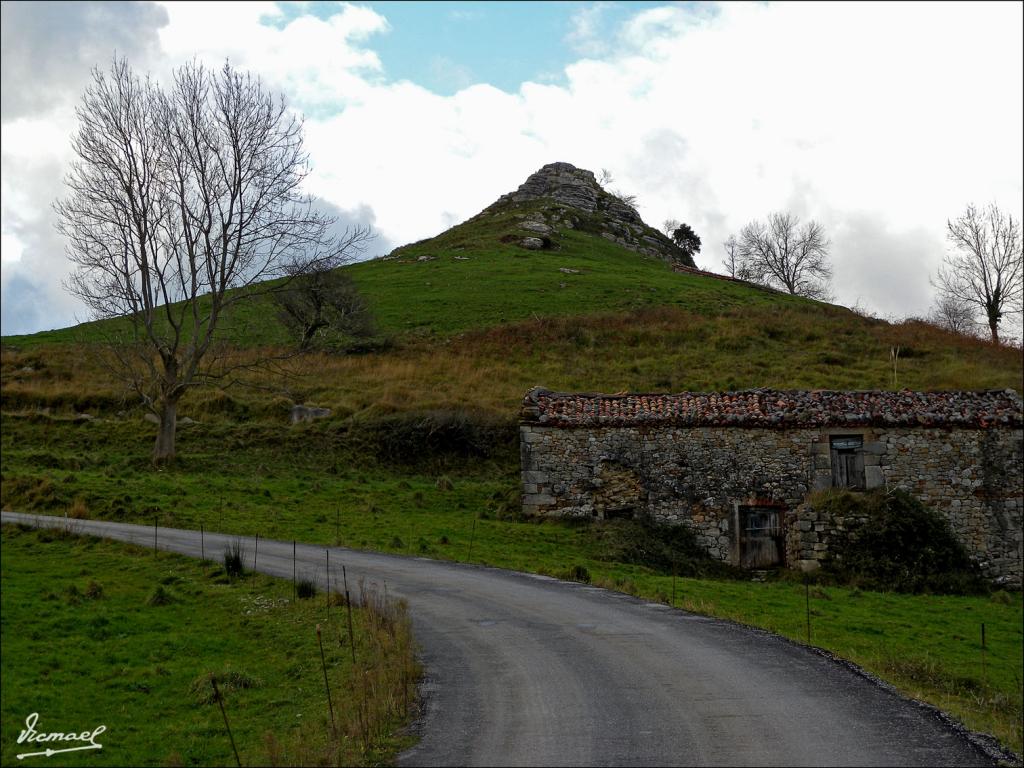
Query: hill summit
[
  {"left": 393, "top": 162, "right": 695, "bottom": 268},
  {"left": 481, "top": 162, "right": 694, "bottom": 267}
]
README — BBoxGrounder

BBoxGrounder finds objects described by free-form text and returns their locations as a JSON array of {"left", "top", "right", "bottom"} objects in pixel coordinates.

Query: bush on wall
[{"left": 819, "top": 488, "right": 989, "bottom": 595}]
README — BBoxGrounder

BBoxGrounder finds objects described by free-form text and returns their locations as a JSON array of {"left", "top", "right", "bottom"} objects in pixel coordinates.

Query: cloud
[
  {"left": 310, "top": 198, "right": 395, "bottom": 262},
  {"left": 565, "top": 2, "right": 618, "bottom": 57},
  {"left": 828, "top": 214, "right": 940, "bottom": 321},
  {"left": 427, "top": 55, "right": 476, "bottom": 93},
  {"left": 0, "top": 2, "right": 173, "bottom": 335},
  {"left": 0, "top": 1, "right": 168, "bottom": 121},
  {"left": 0, "top": 146, "right": 85, "bottom": 334},
  {"left": 155, "top": 1, "right": 389, "bottom": 112}
]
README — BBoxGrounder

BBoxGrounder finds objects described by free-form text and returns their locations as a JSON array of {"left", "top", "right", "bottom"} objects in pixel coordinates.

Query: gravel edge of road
[{"left": 2, "top": 513, "right": 1021, "bottom": 767}]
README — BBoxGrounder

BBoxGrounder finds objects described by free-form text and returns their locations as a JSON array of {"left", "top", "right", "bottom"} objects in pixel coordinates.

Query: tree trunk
[
  {"left": 153, "top": 399, "right": 178, "bottom": 466},
  {"left": 989, "top": 318, "right": 1000, "bottom": 345}
]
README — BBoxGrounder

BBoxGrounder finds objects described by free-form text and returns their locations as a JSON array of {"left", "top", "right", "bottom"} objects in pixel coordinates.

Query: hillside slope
[
  {"left": 2, "top": 161, "right": 1021, "bottom": 417},
  {"left": 3, "top": 162, "right": 764, "bottom": 347}
]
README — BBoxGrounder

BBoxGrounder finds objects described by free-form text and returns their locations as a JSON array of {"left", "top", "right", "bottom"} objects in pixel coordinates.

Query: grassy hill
[{"left": 4, "top": 199, "right": 803, "bottom": 348}]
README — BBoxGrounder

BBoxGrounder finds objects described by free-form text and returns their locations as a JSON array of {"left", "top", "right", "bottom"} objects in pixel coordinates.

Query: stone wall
[{"left": 520, "top": 423, "right": 1023, "bottom": 583}]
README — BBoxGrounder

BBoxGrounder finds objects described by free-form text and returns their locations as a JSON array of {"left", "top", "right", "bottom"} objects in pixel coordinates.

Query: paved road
[{"left": 1, "top": 512, "right": 1006, "bottom": 767}]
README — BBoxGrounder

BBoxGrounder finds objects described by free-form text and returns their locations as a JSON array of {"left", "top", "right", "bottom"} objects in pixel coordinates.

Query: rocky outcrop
[
  {"left": 478, "top": 162, "right": 695, "bottom": 267},
  {"left": 290, "top": 404, "right": 331, "bottom": 424}
]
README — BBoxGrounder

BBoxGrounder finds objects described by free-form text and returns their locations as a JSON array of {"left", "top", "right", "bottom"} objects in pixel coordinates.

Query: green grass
[
  {"left": 0, "top": 524, "right": 419, "bottom": 767},
  {"left": 2, "top": 202, "right": 807, "bottom": 349}
]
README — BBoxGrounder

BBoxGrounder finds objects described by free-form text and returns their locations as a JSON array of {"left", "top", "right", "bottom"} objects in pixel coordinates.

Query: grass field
[{"left": 0, "top": 524, "right": 419, "bottom": 767}]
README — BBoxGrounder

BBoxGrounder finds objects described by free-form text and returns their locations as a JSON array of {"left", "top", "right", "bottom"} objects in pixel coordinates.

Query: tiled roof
[{"left": 521, "top": 387, "right": 1024, "bottom": 429}]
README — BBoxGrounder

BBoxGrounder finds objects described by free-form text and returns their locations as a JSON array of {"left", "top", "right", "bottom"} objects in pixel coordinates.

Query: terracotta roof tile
[{"left": 520, "top": 387, "right": 1023, "bottom": 429}]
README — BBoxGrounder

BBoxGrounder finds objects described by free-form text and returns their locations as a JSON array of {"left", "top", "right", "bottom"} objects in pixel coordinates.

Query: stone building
[{"left": 520, "top": 387, "right": 1023, "bottom": 584}]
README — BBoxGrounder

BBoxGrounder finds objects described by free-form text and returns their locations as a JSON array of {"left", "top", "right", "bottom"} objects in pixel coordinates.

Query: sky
[{"left": 1, "top": 0, "right": 1022, "bottom": 336}]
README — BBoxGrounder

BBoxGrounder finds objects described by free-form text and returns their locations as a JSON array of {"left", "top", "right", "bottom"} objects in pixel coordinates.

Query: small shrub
[
  {"left": 68, "top": 497, "right": 90, "bottom": 519},
  {"left": 64, "top": 584, "right": 82, "bottom": 605},
  {"left": 390, "top": 535, "right": 404, "bottom": 549},
  {"left": 990, "top": 590, "right": 1013, "bottom": 605},
  {"left": 223, "top": 540, "right": 246, "bottom": 579},
  {"left": 84, "top": 580, "right": 104, "bottom": 600},
  {"left": 566, "top": 564, "right": 591, "bottom": 583},
  {"left": 820, "top": 489, "right": 989, "bottom": 595},
  {"left": 358, "top": 409, "right": 517, "bottom": 466},
  {"left": 490, "top": 486, "right": 525, "bottom": 521},
  {"left": 190, "top": 670, "right": 263, "bottom": 704},
  {"left": 147, "top": 585, "right": 175, "bottom": 606},
  {"left": 296, "top": 578, "right": 317, "bottom": 599},
  {"left": 591, "top": 517, "right": 740, "bottom": 578}
]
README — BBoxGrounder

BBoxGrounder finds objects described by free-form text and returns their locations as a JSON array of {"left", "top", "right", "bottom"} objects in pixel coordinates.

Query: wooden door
[{"left": 739, "top": 506, "right": 783, "bottom": 568}]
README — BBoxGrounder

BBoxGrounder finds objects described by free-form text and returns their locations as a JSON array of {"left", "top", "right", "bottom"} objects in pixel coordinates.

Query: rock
[
  {"left": 504, "top": 162, "right": 602, "bottom": 213},
  {"left": 520, "top": 220, "right": 552, "bottom": 235},
  {"left": 179, "top": 416, "right": 197, "bottom": 426},
  {"left": 290, "top": 404, "right": 331, "bottom": 425},
  {"left": 454, "top": 255, "right": 470, "bottom": 261},
  {"left": 74, "top": 413, "right": 94, "bottom": 421},
  {"left": 417, "top": 254, "right": 436, "bottom": 262},
  {"left": 482, "top": 161, "right": 694, "bottom": 267},
  {"left": 519, "top": 237, "right": 545, "bottom": 250},
  {"left": 559, "top": 267, "right": 580, "bottom": 274},
  {"left": 143, "top": 413, "right": 160, "bottom": 424}
]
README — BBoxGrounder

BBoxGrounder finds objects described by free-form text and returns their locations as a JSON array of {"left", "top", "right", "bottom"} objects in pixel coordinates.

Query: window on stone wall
[{"left": 830, "top": 435, "right": 865, "bottom": 489}]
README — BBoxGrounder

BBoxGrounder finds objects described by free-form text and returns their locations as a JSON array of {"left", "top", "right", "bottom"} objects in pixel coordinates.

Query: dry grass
[
  {"left": 4, "top": 305, "right": 1020, "bottom": 430},
  {"left": 68, "top": 496, "right": 90, "bottom": 519},
  {"left": 263, "top": 579, "right": 420, "bottom": 766}
]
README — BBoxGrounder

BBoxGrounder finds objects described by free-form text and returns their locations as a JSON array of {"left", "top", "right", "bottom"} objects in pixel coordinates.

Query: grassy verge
[{"left": 0, "top": 524, "right": 420, "bottom": 767}]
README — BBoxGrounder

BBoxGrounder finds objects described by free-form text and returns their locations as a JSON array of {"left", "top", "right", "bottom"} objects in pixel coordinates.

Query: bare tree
[
  {"left": 927, "top": 294, "right": 980, "bottom": 337},
  {"left": 933, "top": 203, "right": 1022, "bottom": 344},
  {"left": 55, "top": 58, "right": 367, "bottom": 464},
  {"left": 275, "top": 264, "right": 375, "bottom": 351},
  {"left": 597, "top": 168, "right": 638, "bottom": 207},
  {"left": 737, "top": 212, "right": 833, "bottom": 299},
  {"left": 722, "top": 235, "right": 740, "bottom": 278},
  {"left": 662, "top": 219, "right": 681, "bottom": 238}
]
